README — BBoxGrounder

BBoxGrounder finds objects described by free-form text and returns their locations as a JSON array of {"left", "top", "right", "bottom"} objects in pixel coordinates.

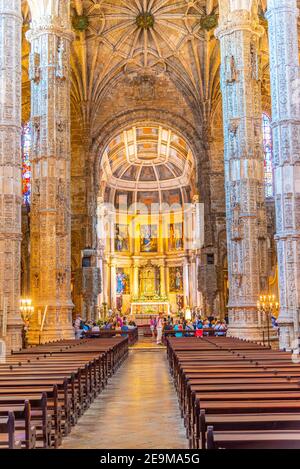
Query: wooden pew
[
  {"left": 0, "top": 401, "right": 36, "bottom": 449},
  {"left": 167, "top": 336, "right": 300, "bottom": 449},
  {"left": 206, "top": 425, "right": 300, "bottom": 449},
  {"left": 0, "top": 413, "right": 22, "bottom": 450},
  {"left": 0, "top": 337, "right": 129, "bottom": 450}
]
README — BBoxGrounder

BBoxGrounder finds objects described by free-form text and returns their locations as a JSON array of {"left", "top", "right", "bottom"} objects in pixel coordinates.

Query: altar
[{"left": 130, "top": 301, "right": 170, "bottom": 324}]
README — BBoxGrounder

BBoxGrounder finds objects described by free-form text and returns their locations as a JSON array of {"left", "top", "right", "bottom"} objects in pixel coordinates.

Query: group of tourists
[
  {"left": 74, "top": 314, "right": 137, "bottom": 340},
  {"left": 149, "top": 314, "right": 228, "bottom": 345}
]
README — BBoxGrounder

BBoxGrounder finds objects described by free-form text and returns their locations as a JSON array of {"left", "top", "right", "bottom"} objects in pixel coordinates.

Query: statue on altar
[
  {"left": 139, "top": 262, "right": 160, "bottom": 298},
  {"left": 169, "top": 266, "right": 183, "bottom": 292},
  {"left": 169, "top": 223, "right": 183, "bottom": 251},
  {"left": 116, "top": 268, "right": 130, "bottom": 294}
]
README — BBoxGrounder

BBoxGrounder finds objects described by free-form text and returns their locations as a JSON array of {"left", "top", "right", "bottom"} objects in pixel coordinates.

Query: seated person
[
  {"left": 91, "top": 322, "right": 100, "bottom": 333},
  {"left": 82, "top": 322, "right": 91, "bottom": 333},
  {"left": 121, "top": 321, "right": 129, "bottom": 337},
  {"left": 195, "top": 320, "right": 204, "bottom": 338},
  {"left": 184, "top": 320, "right": 195, "bottom": 337},
  {"left": 271, "top": 315, "right": 278, "bottom": 328},
  {"left": 214, "top": 320, "right": 227, "bottom": 336},
  {"left": 128, "top": 321, "right": 136, "bottom": 330},
  {"left": 203, "top": 319, "right": 211, "bottom": 335},
  {"left": 174, "top": 320, "right": 183, "bottom": 338}
]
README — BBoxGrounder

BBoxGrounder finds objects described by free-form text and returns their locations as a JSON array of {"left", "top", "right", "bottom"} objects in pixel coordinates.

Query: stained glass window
[
  {"left": 21, "top": 123, "right": 32, "bottom": 205},
  {"left": 262, "top": 113, "right": 274, "bottom": 198}
]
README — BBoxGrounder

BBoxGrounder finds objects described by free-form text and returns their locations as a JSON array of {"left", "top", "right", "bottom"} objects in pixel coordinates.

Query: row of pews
[
  {"left": 167, "top": 336, "right": 300, "bottom": 449},
  {"left": 0, "top": 337, "right": 128, "bottom": 449}
]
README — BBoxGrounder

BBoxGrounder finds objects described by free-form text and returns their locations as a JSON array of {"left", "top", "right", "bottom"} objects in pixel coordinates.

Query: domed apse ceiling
[{"left": 101, "top": 125, "right": 195, "bottom": 209}]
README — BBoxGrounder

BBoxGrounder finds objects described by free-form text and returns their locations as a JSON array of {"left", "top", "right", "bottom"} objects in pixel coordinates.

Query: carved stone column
[
  {"left": 26, "top": 0, "right": 74, "bottom": 343},
  {"left": 82, "top": 248, "right": 100, "bottom": 321},
  {"left": 0, "top": 0, "right": 23, "bottom": 350},
  {"left": 266, "top": 0, "right": 300, "bottom": 350},
  {"left": 216, "top": 6, "right": 270, "bottom": 341}
]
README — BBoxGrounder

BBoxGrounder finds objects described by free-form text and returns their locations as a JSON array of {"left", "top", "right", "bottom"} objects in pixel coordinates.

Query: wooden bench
[
  {"left": 167, "top": 336, "right": 300, "bottom": 449},
  {"left": 0, "top": 413, "right": 22, "bottom": 450},
  {"left": 0, "top": 337, "right": 129, "bottom": 450},
  {"left": 207, "top": 426, "right": 300, "bottom": 449}
]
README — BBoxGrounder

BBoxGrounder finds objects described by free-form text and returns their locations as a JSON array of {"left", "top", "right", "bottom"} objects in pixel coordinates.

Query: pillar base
[
  {"left": 1, "top": 323, "right": 23, "bottom": 352},
  {"left": 276, "top": 319, "right": 298, "bottom": 352},
  {"left": 27, "top": 325, "right": 75, "bottom": 345},
  {"left": 27, "top": 306, "right": 74, "bottom": 345},
  {"left": 227, "top": 324, "right": 278, "bottom": 346}
]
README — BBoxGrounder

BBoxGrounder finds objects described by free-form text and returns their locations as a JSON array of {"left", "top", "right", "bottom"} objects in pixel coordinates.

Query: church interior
[{"left": 1, "top": 0, "right": 300, "bottom": 451}]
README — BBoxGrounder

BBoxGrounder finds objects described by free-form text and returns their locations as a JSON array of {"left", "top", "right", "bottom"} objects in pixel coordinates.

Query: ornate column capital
[
  {"left": 26, "top": 22, "right": 74, "bottom": 43},
  {"left": 26, "top": 0, "right": 74, "bottom": 42},
  {"left": 266, "top": 0, "right": 299, "bottom": 15},
  {"left": 216, "top": 10, "right": 264, "bottom": 39}
]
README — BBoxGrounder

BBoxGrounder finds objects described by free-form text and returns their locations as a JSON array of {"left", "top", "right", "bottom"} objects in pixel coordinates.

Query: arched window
[
  {"left": 262, "top": 113, "right": 274, "bottom": 198},
  {"left": 21, "top": 123, "right": 32, "bottom": 205}
]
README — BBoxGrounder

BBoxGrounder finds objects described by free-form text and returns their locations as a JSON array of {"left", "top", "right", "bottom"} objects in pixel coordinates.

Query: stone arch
[
  {"left": 92, "top": 109, "right": 207, "bottom": 202},
  {"left": 91, "top": 109, "right": 215, "bottom": 250}
]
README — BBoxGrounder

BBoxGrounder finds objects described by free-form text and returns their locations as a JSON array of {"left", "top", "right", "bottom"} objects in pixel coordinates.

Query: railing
[{"left": 83, "top": 328, "right": 139, "bottom": 346}]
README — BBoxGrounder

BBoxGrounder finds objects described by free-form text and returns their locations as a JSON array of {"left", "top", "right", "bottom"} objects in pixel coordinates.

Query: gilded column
[
  {"left": 133, "top": 261, "right": 139, "bottom": 299},
  {"left": 102, "top": 259, "right": 108, "bottom": 305},
  {"left": 216, "top": 5, "right": 270, "bottom": 340},
  {"left": 190, "top": 255, "right": 198, "bottom": 307},
  {"left": 159, "top": 261, "right": 166, "bottom": 297},
  {"left": 183, "top": 257, "right": 190, "bottom": 307},
  {"left": 196, "top": 255, "right": 202, "bottom": 308},
  {"left": 27, "top": 0, "right": 74, "bottom": 343},
  {"left": 266, "top": 0, "right": 300, "bottom": 350},
  {"left": 0, "top": 0, "right": 22, "bottom": 350},
  {"left": 110, "top": 261, "right": 116, "bottom": 309}
]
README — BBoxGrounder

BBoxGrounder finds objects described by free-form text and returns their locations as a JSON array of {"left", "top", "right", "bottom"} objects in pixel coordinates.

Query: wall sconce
[{"left": 20, "top": 298, "right": 34, "bottom": 324}]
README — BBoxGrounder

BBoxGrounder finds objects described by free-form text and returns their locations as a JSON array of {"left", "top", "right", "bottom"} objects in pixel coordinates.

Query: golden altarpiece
[{"left": 95, "top": 125, "right": 203, "bottom": 322}]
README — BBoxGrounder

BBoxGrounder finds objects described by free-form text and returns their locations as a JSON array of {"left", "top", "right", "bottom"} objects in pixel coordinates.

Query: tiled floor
[{"left": 62, "top": 350, "right": 188, "bottom": 449}]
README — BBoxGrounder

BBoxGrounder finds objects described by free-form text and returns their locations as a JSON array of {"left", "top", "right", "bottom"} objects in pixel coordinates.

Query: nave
[{"left": 62, "top": 349, "right": 188, "bottom": 450}]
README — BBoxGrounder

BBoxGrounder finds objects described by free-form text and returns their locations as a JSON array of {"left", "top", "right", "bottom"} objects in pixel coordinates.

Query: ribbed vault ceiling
[{"left": 20, "top": 0, "right": 274, "bottom": 125}]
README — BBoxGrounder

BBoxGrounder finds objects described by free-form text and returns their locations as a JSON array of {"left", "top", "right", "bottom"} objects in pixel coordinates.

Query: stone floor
[
  {"left": 131, "top": 336, "right": 166, "bottom": 350},
  {"left": 62, "top": 349, "right": 188, "bottom": 449}
]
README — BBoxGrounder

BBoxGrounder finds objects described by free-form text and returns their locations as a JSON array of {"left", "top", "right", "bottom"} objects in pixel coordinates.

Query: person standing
[
  {"left": 156, "top": 313, "right": 163, "bottom": 345},
  {"left": 149, "top": 316, "right": 156, "bottom": 338},
  {"left": 74, "top": 314, "right": 82, "bottom": 340}
]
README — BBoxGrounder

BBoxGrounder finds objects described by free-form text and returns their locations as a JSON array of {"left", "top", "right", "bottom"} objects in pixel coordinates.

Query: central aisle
[{"left": 62, "top": 349, "right": 188, "bottom": 449}]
